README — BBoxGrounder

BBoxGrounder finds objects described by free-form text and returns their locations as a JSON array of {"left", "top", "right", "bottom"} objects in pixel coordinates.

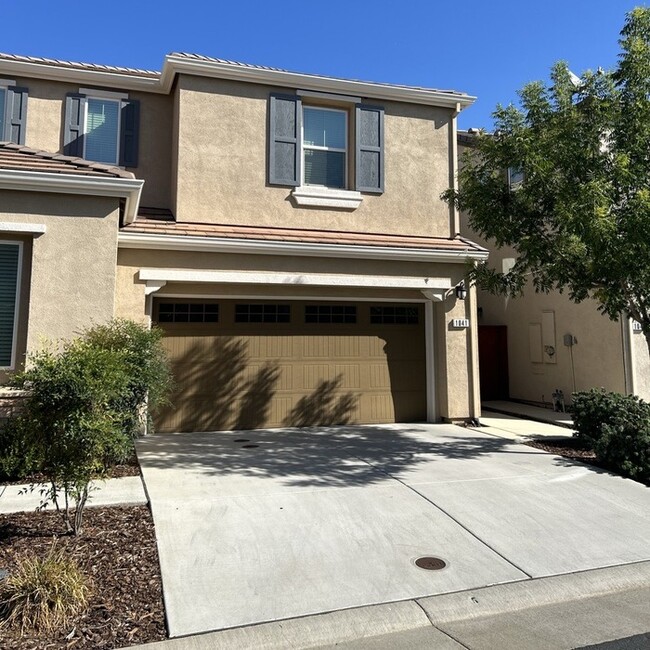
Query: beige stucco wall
[
  {"left": 10, "top": 76, "right": 172, "bottom": 209},
  {"left": 0, "top": 190, "right": 120, "bottom": 381},
  {"left": 173, "top": 75, "right": 454, "bottom": 236},
  {"left": 631, "top": 329, "right": 650, "bottom": 401},
  {"left": 115, "top": 247, "right": 477, "bottom": 420}
]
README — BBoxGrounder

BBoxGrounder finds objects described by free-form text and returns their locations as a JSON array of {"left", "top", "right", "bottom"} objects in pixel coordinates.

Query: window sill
[{"left": 291, "top": 186, "right": 363, "bottom": 210}]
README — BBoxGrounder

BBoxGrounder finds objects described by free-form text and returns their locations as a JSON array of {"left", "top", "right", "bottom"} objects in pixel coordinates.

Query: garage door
[{"left": 153, "top": 300, "right": 427, "bottom": 432}]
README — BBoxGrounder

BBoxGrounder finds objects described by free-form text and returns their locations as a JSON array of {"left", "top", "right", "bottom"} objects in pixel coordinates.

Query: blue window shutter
[
  {"left": 64, "top": 93, "right": 86, "bottom": 157},
  {"left": 120, "top": 99, "right": 140, "bottom": 167},
  {"left": 269, "top": 94, "right": 301, "bottom": 186},
  {"left": 355, "top": 104, "right": 384, "bottom": 193},
  {"left": 0, "top": 243, "right": 20, "bottom": 368},
  {"left": 4, "top": 87, "right": 28, "bottom": 144}
]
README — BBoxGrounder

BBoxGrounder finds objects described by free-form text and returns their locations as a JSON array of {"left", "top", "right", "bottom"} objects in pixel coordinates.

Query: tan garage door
[{"left": 153, "top": 300, "right": 427, "bottom": 432}]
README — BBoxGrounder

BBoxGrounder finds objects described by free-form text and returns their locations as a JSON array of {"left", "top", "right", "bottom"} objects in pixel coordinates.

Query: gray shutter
[
  {"left": 0, "top": 243, "right": 19, "bottom": 367},
  {"left": 120, "top": 99, "right": 140, "bottom": 167},
  {"left": 355, "top": 104, "right": 384, "bottom": 193},
  {"left": 63, "top": 93, "right": 86, "bottom": 157},
  {"left": 268, "top": 94, "right": 301, "bottom": 186},
  {"left": 4, "top": 87, "right": 28, "bottom": 144}
]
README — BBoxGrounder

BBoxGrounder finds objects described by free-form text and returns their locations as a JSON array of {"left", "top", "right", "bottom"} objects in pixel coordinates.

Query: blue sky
[{"left": 3, "top": 1, "right": 641, "bottom": 128}]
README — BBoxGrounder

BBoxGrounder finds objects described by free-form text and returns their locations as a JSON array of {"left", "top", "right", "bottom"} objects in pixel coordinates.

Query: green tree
[{"left": 444, "top": 7, "right": 650, "bottom": 354}]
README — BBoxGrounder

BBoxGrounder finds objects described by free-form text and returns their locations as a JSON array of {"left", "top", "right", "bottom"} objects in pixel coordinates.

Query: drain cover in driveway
[
  {"left": 415, "top": 556, "right": 447, "bottom": 571},
  {"left": 241, "top": 444, "right": 259, "bottom": 449}
]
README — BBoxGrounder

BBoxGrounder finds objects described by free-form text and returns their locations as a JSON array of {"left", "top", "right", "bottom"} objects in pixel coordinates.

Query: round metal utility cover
[
  {"left": 242, "top": 444, "right": 259, "bottom": 449},
  {"left": 414, "top": 556, "right": 447, "bottom": 571},
  {"left": 234, "top": 439, "right": 250, "bottom": 443}
]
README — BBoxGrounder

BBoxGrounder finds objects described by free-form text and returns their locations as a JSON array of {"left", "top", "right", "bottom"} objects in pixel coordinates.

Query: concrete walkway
[
  {"left": 0, "top": 475, "right": 147, "bottom": 514},
  {"left": 482, "top": 400, "right": 574, "bottom": 428},
  {"left": 137, "top": 423, "right": 650, "bottom": 639},
  {"left": 474, "top": 411, "right": 572, "bottom": 440}
]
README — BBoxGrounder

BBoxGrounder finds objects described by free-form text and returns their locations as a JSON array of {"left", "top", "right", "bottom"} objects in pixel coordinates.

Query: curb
[{"left": 135, "top": 561, "right": 650, "bottom": 649}]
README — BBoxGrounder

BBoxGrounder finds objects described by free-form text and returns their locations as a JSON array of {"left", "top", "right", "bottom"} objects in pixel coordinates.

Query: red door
[{"left": 478, "top": 326, "right": 509, "bottom": 401}]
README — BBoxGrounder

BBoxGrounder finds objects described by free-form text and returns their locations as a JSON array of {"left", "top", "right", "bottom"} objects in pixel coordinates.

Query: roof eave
[
  {"left": 0, "top": 169, "right": 144, "bottom": 223},
  {"left": 118, "top": 230, "right": 489, "bottom": 263}
]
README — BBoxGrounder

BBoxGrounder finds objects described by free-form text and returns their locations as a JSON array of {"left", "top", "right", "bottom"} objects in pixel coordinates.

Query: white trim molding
[
  {"left": 79, "top": 87, "right": 129, "bottom": 100},
  {"left": 139, "top": 268, "right": 453, "bottom": 292},
  {"left": 0, "top": 55, "right": 476, "bottom": 111},
  {"left": 291, "top": 186, "right": 362, "bottom": 210},
  {"left": 0, "top": 170, "right": 144, "bottom": 224},
  {"left": 119, "top": 231, "right": 489, "bottom": 264},
  {"left": 0, "top": 222, "right": 46, "bottom": 235}
]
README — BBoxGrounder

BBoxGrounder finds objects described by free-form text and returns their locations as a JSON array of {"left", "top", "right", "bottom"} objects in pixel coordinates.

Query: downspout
[
  {"left": 449, "top": 102, "right": 461, "bottom": 236},
  {"left": 621, "top": 313, "right": 636, "bottom": 395}
]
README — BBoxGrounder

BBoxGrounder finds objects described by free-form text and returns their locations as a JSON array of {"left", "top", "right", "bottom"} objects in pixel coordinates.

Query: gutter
[
  {"left": 0, "top": 170, "right": 144, "bottom": 223},
  {"left": 118, "top": 231, "right": 489, "bottom": 263}
]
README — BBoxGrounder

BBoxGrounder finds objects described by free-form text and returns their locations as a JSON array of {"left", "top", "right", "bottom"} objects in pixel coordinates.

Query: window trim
[
  {"left": 301, "top": 105, "right": 349, "bottom": 190},
  {"left": 83, "top": 95, "right": 123, "bottom": 166},
  {"left": 0, "top": 239, "right": 23, "bottom": 371}
]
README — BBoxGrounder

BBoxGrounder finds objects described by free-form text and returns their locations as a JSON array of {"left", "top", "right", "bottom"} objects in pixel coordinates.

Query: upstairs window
[
  {"left": 64, "top": 91, "right": 140, "bottom": 167},
  {"left": 0, "top": 81, "right": 28, "bottom": 144},
  {"left": 303, "top": 107, "right": 347, "bottom": 189},
  {"left": 269, "top": 94, "right": 384, "bottom": 194}
]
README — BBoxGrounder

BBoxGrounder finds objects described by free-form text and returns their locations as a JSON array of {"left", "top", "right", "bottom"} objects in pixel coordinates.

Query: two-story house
[{"left": 0, "top": 52, "right": 486, "bottom": 432}]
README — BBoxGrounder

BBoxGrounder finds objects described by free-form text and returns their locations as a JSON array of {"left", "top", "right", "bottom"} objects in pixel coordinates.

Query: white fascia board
[
  {"left": 0, "top": 56, "right": 476, "bottom": 110},
  {"left": 118, "top": 231, "right": 489, "bottom": 263},
  {"left": 0, "top": 221, "right": 46, "bottom": 234},
  {"left": 0, "top": 170, "right": 144, "bottom": 223},
  {"left": 139, "top": 268, "right": 453, "bottom": 290},
  {"left": 163, "top": 56, "right": 476, "bottom": 109}
]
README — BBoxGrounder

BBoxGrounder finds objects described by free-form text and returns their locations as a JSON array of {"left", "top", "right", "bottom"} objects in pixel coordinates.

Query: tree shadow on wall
[
  {"left": 234, "top": 363, "right": 281, "bottom": 430},
  {"left": 283, "top": 376, "right": 357, "bottom": 427}
]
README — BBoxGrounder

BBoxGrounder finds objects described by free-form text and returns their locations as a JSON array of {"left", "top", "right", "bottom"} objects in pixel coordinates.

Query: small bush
[
  {"left": 0, "top": 545, "right": 90, "bottom": 633},
  {"left": 0, "top": 417, "right": 40, "bottom": 481},
  {"left": 571, "top": 388, "right": 650, "bottom": 483}
]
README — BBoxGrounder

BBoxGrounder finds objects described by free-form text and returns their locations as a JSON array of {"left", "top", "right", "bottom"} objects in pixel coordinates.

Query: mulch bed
[
  {"left": 526, "top": 437, "right": 601, "bottom": 464},
  {"left": 0, "top": 457, "right": 141, "bottom": 487},
  {"left": 0, "top": 505, "right": 167, "bottom": 649}
]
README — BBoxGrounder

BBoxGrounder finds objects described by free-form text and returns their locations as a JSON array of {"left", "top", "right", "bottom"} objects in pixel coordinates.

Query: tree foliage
[{"left": 444, "top": 7, "right": 650, "bottom": 350}]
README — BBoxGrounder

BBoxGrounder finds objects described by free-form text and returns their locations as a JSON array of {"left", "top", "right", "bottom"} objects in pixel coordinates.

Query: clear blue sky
[{"left": 3, "top": 1, "right": 641, "bottom": 128}]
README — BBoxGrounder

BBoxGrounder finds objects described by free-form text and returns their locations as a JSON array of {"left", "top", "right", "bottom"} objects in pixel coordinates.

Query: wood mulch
[
  {"left": 0, "top": 505, "right": 167, "bottom": 649},
  {"left": 526, "top": 436, "right": 600, "bottom": 464}
]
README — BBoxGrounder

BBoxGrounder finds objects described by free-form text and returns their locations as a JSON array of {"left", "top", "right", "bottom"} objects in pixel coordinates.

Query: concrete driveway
[{"left": 136, "top": 424, "right": 650, "bottom": 638}]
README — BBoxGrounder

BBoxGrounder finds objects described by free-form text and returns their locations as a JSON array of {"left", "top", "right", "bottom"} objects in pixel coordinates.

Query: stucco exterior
[
  {"left": 173, "top": 76, "right": 455, "bottom": 236},
  {"left": 0, "top": 190, "right": 120, "bottom": 382}
]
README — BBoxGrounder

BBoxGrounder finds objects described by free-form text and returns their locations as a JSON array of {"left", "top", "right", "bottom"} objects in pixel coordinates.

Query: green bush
[
  {"left": 0, "top": 416, "right": 41, "bottom": 481},
  {"left": 571, "top": 388, "right": 650, "bottom": 483},
  {"left": 0, "top": 545, "right": 89, "bottom": 633},
  {"left": 7, "top": 320, "right": 172, "bottom": 534}
]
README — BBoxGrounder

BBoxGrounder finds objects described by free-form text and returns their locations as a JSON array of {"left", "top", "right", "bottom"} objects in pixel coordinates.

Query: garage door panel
[{"left": 154, "top": 300, "right": 426, "bottom": 432}]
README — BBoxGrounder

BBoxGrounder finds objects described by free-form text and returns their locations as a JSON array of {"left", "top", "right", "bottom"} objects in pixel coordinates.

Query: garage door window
[
  {"left": 305, "top": 305, "right": 356, "bottom": 324},
  {"left": 370, "top": 306, "right": 419, "bottom": 324},
  {"left": 235, "top": 304, "right": 291, "bottom": 323},
  {"left": 158, "top": 303, "right": 219, "bottom": 323}
]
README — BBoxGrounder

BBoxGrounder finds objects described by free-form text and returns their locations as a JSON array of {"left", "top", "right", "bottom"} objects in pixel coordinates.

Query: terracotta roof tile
[
  {"left": 0, "top": 142, "right": 135, "bottom": 178},
  {"left": 121, "top": 218, "right": 487, "bottom": 253}
]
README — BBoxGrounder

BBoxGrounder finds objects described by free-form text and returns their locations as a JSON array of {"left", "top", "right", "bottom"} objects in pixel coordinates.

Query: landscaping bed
[
  {"left": 0, "top": 505, "right": 166, "bottom": 649},
  {"left": 526, "top": 437, "right": 601, "bottom": 464}
]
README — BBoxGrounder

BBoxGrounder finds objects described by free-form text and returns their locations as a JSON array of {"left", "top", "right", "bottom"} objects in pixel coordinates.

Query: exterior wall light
[{"left": 455, "top": 282, "right": 467, "bottom": 301}]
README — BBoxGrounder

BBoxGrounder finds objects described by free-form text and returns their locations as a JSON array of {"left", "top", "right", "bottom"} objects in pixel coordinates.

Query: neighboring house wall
[
  {"left": 0, "top": 190, "right": 120, "bottom": 382},
  {"left": 173, "top": 75, "right": 455, "bottom": 236},
  {"left": 8, "top": 76, "right": 173, "bottom": 209}
]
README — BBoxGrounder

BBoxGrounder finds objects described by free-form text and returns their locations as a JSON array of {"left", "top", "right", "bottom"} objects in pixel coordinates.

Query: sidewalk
[
  {"left": 0, "top": 475, "right": 147, "bottom": 514},
  {"left": 482, "top": 400, "right": 574, "bottom": 428},
  {"left": 135, "top": 561, "right": 650, "bottom": 650}
]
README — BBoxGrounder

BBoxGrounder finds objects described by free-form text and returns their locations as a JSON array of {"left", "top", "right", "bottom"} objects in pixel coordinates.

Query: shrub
[
  {"left": 8, "top": 320, "right": 172, "bottom": 534},
  {"left": 0, "top": 416, "right": 40, "bottom": 481},
  {"left": 571, "top": 388, "right": 650, "bottom": 483},
  {"left": 0, "top": 545, "right": 90, "bottom": 633}
]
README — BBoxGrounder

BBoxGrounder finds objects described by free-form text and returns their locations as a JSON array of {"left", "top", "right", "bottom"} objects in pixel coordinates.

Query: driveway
[{"left": 136, "top": 424, "right": 650, "bottom": 638}]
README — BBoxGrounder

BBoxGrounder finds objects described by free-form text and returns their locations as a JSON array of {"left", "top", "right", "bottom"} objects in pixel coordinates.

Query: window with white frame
[
  {"left": 64, "top": 91, "right": 139, "bottom": 167},
  {"left": 302, "top": 106, "right": 347, "bottom": 189},
  {"left": 0, "top": 241, "right": 22, "bottom": 369},
  {"left": 84, "top": 97, "right": 121, "bottom": 165}
]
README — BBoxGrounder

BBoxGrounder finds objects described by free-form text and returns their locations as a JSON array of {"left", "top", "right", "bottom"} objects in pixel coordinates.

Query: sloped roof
[
  {"left": 121, "top": 217, "right": 487, "bottom": 254},
  {"left": 0, "top": 142, "right": 135, "bottom": 178}
]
